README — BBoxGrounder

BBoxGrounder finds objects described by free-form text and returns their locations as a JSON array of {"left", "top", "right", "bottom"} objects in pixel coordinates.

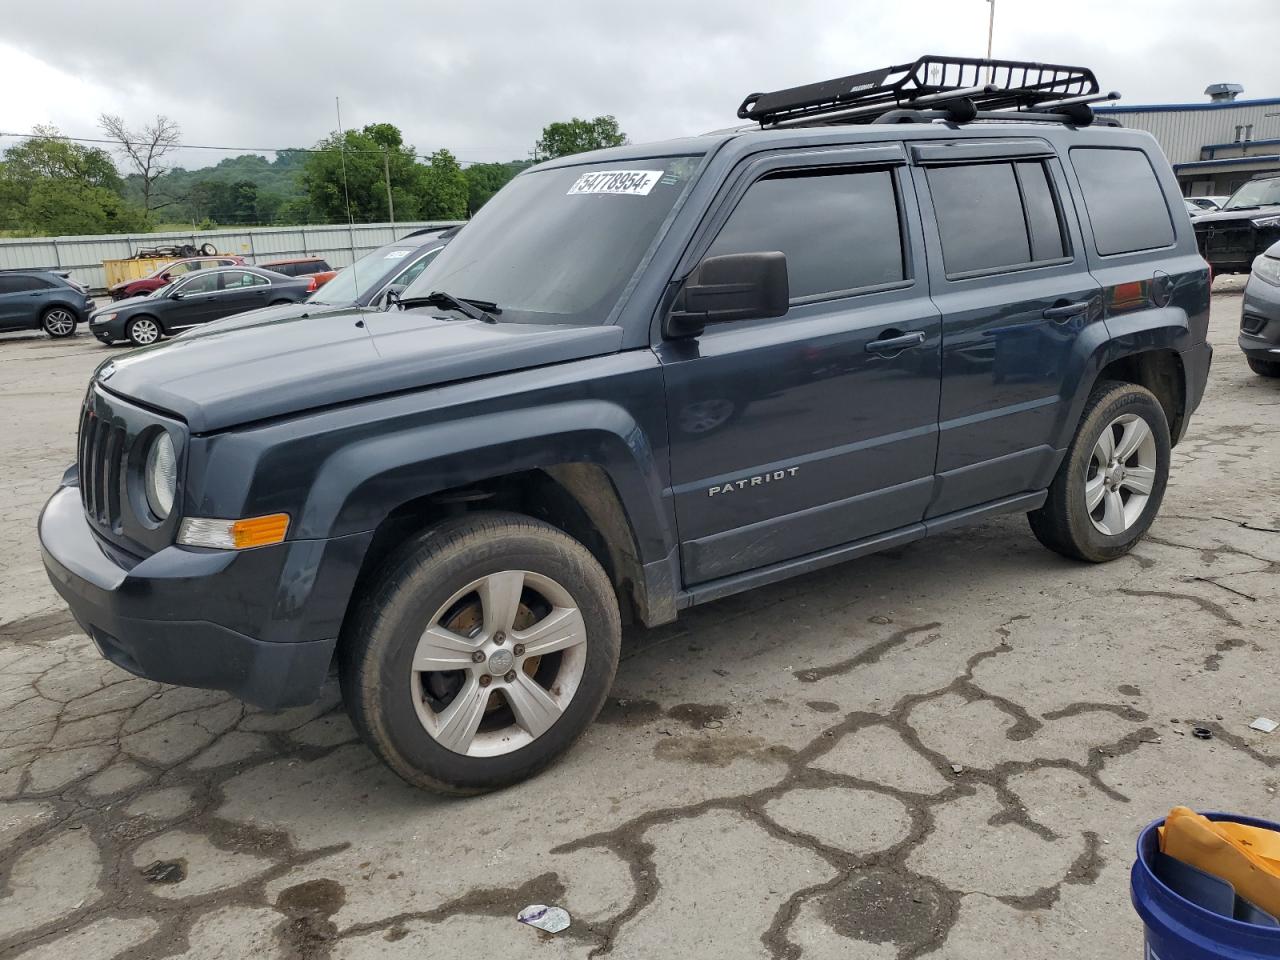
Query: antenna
[{"left": 335, "top": 96, "right": 360, "bottom": 299}]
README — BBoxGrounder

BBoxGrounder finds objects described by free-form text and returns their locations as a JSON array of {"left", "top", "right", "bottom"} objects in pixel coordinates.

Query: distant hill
[{"left": 124, "top": 151, "right": 310, "bottom": 226}]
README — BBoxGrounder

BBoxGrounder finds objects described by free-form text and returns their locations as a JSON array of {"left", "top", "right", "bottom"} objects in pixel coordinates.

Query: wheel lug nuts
[
  {"left": 471, "top": 651, "right": 485, "bottom": 663},
  {"left": 513, "top": 643, "right": 525, "bottom": 657},
  {"left": 479, "top": 674, "right": 492, "bottom": 687},
  {"left": 493, "top": 631, "right": 506, "bottom": 645},
  {"left": 504, "top": 670, "right": 517, "bottom": 683}
]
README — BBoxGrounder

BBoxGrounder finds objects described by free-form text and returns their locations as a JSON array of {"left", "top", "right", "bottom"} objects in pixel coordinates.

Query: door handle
[
  {"left": 1042, "top": 300, "right": 1092, "bottom": 321},
  {"left": 865, "top": 330, "right": 926, "bottom": 355}
]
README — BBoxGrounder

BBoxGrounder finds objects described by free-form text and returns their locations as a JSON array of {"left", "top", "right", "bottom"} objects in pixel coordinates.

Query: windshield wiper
[{"left": 399, "top": 290, "right": 500, "bottom": 323}]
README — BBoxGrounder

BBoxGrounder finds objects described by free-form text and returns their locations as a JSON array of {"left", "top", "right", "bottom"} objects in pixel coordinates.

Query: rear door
[
  {"left": 0, "top": 275, "right": 45, "bottom": 329},
  {"left": 657, "top": 145, "right": 943, "bottom": 585},
  {"left": 911, "top": 140, "right": 1103, "bottom": 516},
  {"left": 210, "top": 270, "right": 272, "bottom": 320}
]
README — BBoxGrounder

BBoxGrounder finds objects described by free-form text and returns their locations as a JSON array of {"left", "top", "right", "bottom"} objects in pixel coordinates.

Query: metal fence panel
[{"left": 0, "top": 222, "right": 461, "bottom": 291}]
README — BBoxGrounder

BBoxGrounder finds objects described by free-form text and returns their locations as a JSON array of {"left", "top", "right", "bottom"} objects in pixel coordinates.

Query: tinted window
[
  {"left": 176, "top": 272, "right": 220, "bottom": 295},
  {"left": 0, "top": 275, "right": 52, "bottom": 292},
  {"left": 1071, "top": 148, "right": 1175, "bottom": 256},
  {"left": 222, "top": 271, "right": 267, "bottom": 288},
  {"left": 267, "top": 262, "right": 295, "bottom": 276},
  {"left": 706, "top": 168, "right": 904, "bottom": 300},
  {"left": 1017, "top": 162, "right": 1067, "bottom": 262},
  {"left": 929, "top": 164, "right": 1031, "bottom": 274}
]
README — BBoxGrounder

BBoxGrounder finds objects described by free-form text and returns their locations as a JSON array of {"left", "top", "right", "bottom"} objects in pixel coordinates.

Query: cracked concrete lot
[{"left": 0, "top": 281, "right": 1277, "bottom": 959}]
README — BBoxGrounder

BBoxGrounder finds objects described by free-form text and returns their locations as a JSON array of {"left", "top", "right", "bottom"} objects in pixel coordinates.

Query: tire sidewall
[
  {"left": 42, "top": 308, "right": 76, "bottom": 338},
  {"left": 349, "top": 520, "right": 620, "bottom": 793},
  {"left": 1062, "top": 386, "right": 1171, "bottom": 561}
]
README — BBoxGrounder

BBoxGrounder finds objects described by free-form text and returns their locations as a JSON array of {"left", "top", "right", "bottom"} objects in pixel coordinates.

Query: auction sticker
[{"left": 567, "top": 170, "right": 662, "bottom": 196}]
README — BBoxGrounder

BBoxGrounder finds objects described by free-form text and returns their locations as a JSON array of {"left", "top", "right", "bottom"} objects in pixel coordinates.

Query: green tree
[
  {"left": 463, "top": 160, "right": 532, "bottom": 214},
  {"left": 300, "top": 123, "right": 424, "bottom": 222},
  {"left": 417, "top": 149, "right": 468, "bottom": 219},
  {"left": 532, "top": 116, "right": 628, "bottom": 161},
  {"left": 0, "top": 126, "right": 149, "bottom": 235}
]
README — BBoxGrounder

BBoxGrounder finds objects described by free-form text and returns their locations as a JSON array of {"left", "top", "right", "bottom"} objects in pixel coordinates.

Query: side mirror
[
  {"left": 381, "top": 284, "right": 407, "bottom": 310},
  {"left": 665, "top": 251, "right": 789, "bottom": 339},
  {"left": 170, "top": 290, "right": 185, "bottom": 300},
  {"left": 159, "top": 272, "right": 171, "bottom": 281}
]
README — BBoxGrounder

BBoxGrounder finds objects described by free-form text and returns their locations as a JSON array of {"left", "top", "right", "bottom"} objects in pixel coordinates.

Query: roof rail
[{"left": 738, "top": 55, "right": 1120, "bottom": 128}]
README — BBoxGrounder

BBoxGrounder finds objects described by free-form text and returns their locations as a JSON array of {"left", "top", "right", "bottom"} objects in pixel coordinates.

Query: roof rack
[{"left": 738, "top": 55, "right": 1121, "bottom": 128}]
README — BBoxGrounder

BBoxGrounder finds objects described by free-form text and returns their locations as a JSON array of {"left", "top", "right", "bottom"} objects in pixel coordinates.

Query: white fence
[{"left": 0, "top": 221, "right": 463, "bottom": 292}]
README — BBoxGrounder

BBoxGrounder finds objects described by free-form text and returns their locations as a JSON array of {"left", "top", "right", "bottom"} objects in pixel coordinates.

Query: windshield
[
  {"left": 309, "top": 241, "right": 418, "bottom": 304},
  {"left": 1224, "top": 178, "right": 1280, "bottom": 210},
  {"left": 403, "top": 155, "right": 702, "bottom": 325}
]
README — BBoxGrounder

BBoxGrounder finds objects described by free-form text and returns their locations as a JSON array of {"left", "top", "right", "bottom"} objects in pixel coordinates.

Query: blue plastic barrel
[{"left": 1132, "top": 812, "right": 1280, "bottom": 959}]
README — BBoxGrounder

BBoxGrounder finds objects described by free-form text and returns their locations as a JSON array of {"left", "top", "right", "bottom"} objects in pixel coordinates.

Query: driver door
[
  {"left": 656, "top": 147, "right": 942, "bottom": 586},
  {"left": 165, "top": 271, "right": 222, "bottom": 329}
]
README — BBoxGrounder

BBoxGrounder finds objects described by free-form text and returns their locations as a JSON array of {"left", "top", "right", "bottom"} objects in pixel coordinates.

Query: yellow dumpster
[{"left": 103, "top": 257, "right": 177, "bottom": 289}]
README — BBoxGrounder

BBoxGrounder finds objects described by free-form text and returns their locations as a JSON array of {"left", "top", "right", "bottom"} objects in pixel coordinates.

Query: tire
[
  {"left": 1028, "top": 380, "right": 1170, "bottom": 563},
  {"left": 1247, "top": 357, "right": 1280, "bottom": 378},
  {"left": 126, "top": 316, "right": 162, "bottom": 347},
  {"left": 339, "top": 512, "right": 621, "bottom": 795},
  {"left": 199, "top": 242, "right": 217, "bottom": 256},
  {"left": 41, "top": 307, "right": 77, "bottom": 338}
]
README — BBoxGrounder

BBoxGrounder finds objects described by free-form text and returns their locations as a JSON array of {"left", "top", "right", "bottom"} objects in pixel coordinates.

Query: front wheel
[
  {"left": 126, "top": 316, "right": 162, "bottom": 346},
  {"left": 339, "top": 512, "right": 621, "bottom": 795},
  {"left": 1028, "top": 381, "right": 1170, "bottom": 562},
  {"left": 1247, "top": 356, "right": 1280, "bottom": 378}
]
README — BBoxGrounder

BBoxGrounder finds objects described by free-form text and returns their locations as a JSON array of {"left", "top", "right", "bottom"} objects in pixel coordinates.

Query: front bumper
[
  {"left": 1239, "top": 274, "right": 1280, "bottom": 359},
  {"left": 39, "top": 484, "right": 370, "bottom": 709}
]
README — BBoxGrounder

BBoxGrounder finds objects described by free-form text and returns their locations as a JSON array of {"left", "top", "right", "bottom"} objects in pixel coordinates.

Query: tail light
[{"left": 305, "top": 277, "right": 318, "bottom": 293}]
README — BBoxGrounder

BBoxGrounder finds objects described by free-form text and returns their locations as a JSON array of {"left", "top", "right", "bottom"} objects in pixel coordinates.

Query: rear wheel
[
  {"left": 1247, "top": 356, "right": 1280, "bottom": 378},
  {"left": 339, "top": 512, "right": 621, "bottom": 795},
  {"left": 1028, "top": 381, "right": 1170, "bottom": 562},
  {"left": 41, "top": 307, "right": 77, "bottom": 338},
  {"left": 126, "top": 316, "right": 161, "bottom": 346}
]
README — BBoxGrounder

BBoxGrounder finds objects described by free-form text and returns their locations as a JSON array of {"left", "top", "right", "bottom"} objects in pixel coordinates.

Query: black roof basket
[{"left": 738, "top": 55, "right": 1120, "bottom": 128}]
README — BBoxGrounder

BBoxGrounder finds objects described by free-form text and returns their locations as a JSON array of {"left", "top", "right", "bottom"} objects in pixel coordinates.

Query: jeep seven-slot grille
[{"left": 78, "top": 405, "right": 126, "bottom": 531}]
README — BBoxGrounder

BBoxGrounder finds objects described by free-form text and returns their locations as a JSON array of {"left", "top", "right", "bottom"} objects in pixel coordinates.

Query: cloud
[{"left": 2, "top": 0, "right": 1277, "bottom": 169}]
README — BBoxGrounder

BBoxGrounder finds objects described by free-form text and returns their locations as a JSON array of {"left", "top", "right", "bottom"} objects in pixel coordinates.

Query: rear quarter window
[{"left": 1070, "top": 147, "right": 1175, "bottom": 256}]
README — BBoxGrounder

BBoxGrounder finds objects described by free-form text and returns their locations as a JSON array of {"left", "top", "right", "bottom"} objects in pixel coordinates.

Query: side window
[
  {"left": 5, "top": 275, "right": 53, "bottom": 292},
  {"left": 1071, "top": 147, "right": 1175, "bottom": 256},
  {"left": 393, "top": 248, "right": 441, "bottom": 287},
  {"left": 927, "top": 161, "right": 1067, "bottom": 276},
  {"left": 168, "top": 262, "right": 195, "bottom": 276},
  {"left": 706, "top": 167, "right": 906, "bottom": 301},
  {"left": 221, "top": 271, "right": 267, "bottom": 288},
  {"left": 0, "top": 276, "right": 23, "bottom": 294},
  {"left": 176, "top": 272, "right": 221, "bottom": 295}
]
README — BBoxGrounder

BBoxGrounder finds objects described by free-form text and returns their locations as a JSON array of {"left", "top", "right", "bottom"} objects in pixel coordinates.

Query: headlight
[
  {"left": 1251, "top": 215, "right": 1280, "bottom": 228},
  {"left": 92, "top": 312, "right": 116, "bottom": 324},
  {"left": 1252, "top": 255, "right": 1280, "bottom": 287},
  {"left": 143, "top": 432, "right": 177, "bottom": 519}
]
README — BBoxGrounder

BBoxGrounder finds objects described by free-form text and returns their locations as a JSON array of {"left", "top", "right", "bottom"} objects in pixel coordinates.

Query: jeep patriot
[{"left": 39, "top": 57, "right": 1212, "bottom": 794}]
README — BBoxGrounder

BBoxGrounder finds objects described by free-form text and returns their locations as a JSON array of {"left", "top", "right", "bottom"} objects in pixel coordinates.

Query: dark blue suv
[
  {"left": 0, "top": 269, "right": 95, "bottom": 338},
  {"left": 39, "top": 57, "right": 1212, "bottom": 794}
]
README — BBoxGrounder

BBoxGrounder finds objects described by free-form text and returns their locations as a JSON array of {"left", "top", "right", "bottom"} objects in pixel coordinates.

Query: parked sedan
[
  {"left": 1239, "top": 240, "right": 1280, "bottom": 377},
  {"left": 0, "top": 269, "right": 95, "bottom": 338},
  {"left": 90, "top": 267, "right": 311, "bottom": 346},
  {"left": 108, "top": 256, "right": 245, "bottom": 301}
]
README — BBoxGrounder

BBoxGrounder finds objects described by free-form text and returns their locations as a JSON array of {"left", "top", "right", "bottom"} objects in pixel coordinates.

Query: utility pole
[
  {"left": 383, "top": 147, "right": 395, "bottom": 227},
  {"left": 985, "top": 0, "right": 996, "bottom": 81}
]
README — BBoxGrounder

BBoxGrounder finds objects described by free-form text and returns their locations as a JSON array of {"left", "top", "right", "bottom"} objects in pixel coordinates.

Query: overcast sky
[{"left": 2, "top": 0, "right": 1278, "bottom": 171}]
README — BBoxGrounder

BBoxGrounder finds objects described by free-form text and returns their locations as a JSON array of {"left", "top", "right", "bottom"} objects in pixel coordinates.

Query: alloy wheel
[
  {"left": 129, "top": 318, "right": 160, "bottom": 345},
  {"left": 410, "top": 570, "right": 588, "bottom": 757},
  {"left": 43, "top": 309, "right": 76, "bottom": 337},
  {"left": 1085, "top": 413, "right": 1157, "bottom": 536}
]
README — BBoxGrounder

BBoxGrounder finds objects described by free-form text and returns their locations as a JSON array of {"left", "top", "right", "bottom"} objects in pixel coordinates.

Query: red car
[{"left": 108, "top": 256, "right": 245, "bottom": 301}]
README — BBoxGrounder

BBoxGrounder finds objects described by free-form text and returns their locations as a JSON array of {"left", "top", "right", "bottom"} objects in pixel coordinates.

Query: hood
[
  {"left": 95, "top": 305, "right": 625, "bottom": 433},
  {"left": 93, "top": 294, "right": 154, "bottom": 316},
  {"left": 1192, "top": 206, "right": 1280, "bottom": 227}
]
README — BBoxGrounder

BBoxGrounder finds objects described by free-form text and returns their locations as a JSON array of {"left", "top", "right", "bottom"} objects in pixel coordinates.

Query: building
[{"left": 1095, "top": 87, "right": 1280, "bottom": 198}]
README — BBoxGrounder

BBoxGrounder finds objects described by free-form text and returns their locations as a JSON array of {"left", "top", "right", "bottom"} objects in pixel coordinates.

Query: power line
[{"left": 0, "top": 130, "right": 523, "bottom": 167}]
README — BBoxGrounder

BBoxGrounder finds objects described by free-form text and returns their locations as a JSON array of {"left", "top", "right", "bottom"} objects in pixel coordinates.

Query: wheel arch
[{"left": 342, "top": 463, "right": 665, "bottom": 636}]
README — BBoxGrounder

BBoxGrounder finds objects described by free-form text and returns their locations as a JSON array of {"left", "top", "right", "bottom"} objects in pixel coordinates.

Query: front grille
[{"left": 78, "top": 404, "right": 127, "bottom": 532}]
